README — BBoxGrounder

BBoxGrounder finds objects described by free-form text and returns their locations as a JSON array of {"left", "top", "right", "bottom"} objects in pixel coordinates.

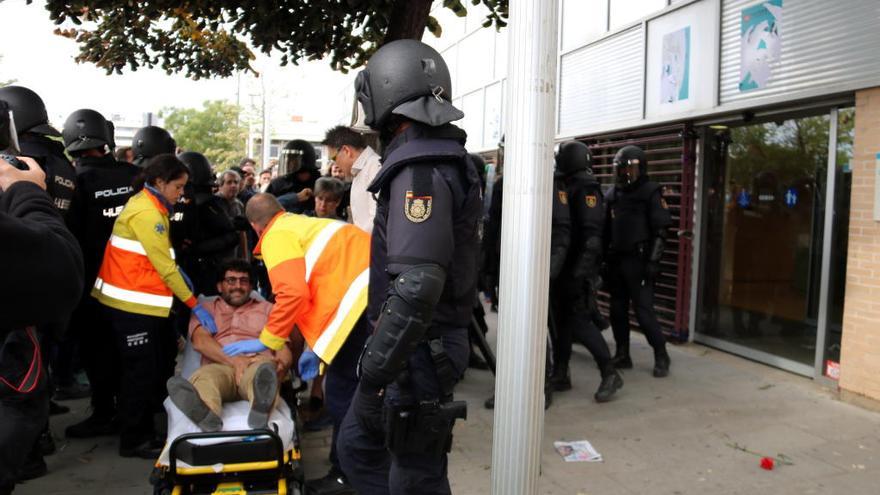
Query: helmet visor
[
  {"left": 354, "top": 70, "right": 374, "bottom": 127},
  {"left": 2, "top": 108, "right": 21, "bottom": 155},
  {"left": 278, "top": 148, "right": 303, "bottom": 176},
  {"left": 613, "top": 157, "right": 641, "bottom": 186}
]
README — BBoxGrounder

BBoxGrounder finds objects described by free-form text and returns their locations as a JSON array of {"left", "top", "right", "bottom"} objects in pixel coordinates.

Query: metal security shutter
[{"left": 582, "top": 123, "right": 697, "bottom": 341}]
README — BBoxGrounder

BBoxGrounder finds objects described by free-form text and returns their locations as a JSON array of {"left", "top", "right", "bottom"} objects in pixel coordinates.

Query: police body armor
[
  {"left": 366, "top": 125, "right": 481, "bottom": 331},
  {"left": 68, "top": 154, "right": 139, "bottom": 282},
  {"left": 19, "top": 134, "right": 76, "bottom": 217},
  {"left": 606, "top": 178, "right": 662, "bottom": 253}
]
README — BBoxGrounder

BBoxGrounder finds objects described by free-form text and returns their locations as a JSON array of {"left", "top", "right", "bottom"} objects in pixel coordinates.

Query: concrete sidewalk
[{"left": 18, "top": 319, "right": 880, "bottom": 494}]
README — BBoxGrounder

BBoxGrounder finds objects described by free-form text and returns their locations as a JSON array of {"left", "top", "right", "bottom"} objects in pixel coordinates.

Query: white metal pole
[
  {"left": 261, "top": 76, "right": 271, "bottom": 167},
  {"left": 490, "top": 0, "right": 559, "bottom": 493}
]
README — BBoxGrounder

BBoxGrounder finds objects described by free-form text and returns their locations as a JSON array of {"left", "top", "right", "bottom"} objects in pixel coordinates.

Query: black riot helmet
[
  {"left": 555, "top": 141, "right": 592, "bottom": 177},
  {"left": 62, "top": 109, "right": 112, "bottom": 154},
  {"left": 355, "top": 39, "right": 463, "bottom": 131},
  {"left": 278, "top": 139, "right": 317, "bottom": 177},
  {"left": 132, "top": 126, "right": 176, "bottom": 166},
  {"left": 0, "top": 85, "right": 61, "bottom": 137},
  {"left": 177, "top": 151, "right": 214, "bottom": 189},
  {"left": 613, "top": 145, "right": 648, "bottom": 189}
]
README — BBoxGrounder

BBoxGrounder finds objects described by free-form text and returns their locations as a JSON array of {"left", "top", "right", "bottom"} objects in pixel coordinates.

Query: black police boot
[
  {"left": 653, "top": 350, "right": 671, "bottom": 378},
  {"left": 594, "top": 367, "right": 623, "bottom": 403},
  {"left": 53, "top": 383, "right": 91, "bottom": 401},
  {"left": 65, "top": 413, "right": 119, "bottom": 438},
  {"left": 484, "top": 395, "right": 495, "bottom": 410},
  {"left": 611, "top": 348, "right": 633, "bottom": 370},
  {"left": 306, "top": 468, "right": 355, "bottom": 495},
  {"left": 119, "top": 438, "right": 164, "bottom": 459},
  {"left": 550, "top": 367, "right": 572, "bottom": 392}
]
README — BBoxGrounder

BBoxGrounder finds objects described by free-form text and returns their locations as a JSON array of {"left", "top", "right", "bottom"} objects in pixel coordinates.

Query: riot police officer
[
  {"left": 336, "top": 39, "right": 479, "bottom": 494},
  {"left": 0, "top": 86, "right": 76, "bottom": 218},
  {"left": 605, "top": 145, "right": 672, "bottom": 377},
  {"left": 0, "top": 85, "right": 78, "bottom": 474},
  {"left": 265, "top": 139, "right": 319, "bottom": 214},
  {"left": 175, "top": 151, "right": 244, "bottom": 295},
  {"left": 131, "top": 125, "right": 176, "bottom": 167},
  {"left": 552, "top": 141, "right": 623, "bottom": 402},
  {"left": 62, "top": 109, "right": 139, "bottom": 438}
]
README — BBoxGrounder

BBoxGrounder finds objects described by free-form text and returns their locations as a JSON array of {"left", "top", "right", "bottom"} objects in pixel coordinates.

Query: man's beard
[{"left": 222, "top": 289, "right": 249, "bottom": 307}]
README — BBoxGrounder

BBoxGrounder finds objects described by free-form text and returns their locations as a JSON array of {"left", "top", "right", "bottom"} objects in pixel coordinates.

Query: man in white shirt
[{"left": 322, "top": 126, "right": 381, "bottom": 233}]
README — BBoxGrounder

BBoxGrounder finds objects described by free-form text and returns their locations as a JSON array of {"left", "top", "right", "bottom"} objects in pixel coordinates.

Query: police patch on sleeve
[
  {"left": 404, "top": 191, "right": 432, "bottom": 223},
  {"left": 558, "top": 191, "right": 568, "bottom": 205},
  {"left": 585, "top": 195, "right": 598, "bottom": 208}
]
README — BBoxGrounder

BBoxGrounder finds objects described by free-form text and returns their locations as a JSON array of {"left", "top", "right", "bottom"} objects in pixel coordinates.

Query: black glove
[
  {"left": 232, "top": 216, "right": 250, "bottom": 231},
  {"left": 351, "top": 384, "right": 385, "bottom": 436},
  {"left": 645, "top": 261, "right": 661, "bottom": 282}
]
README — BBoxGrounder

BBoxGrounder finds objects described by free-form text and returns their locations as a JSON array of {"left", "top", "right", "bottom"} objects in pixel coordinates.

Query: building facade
[{"left": 434, "top": 0, "right": 880, "bottom": 404}]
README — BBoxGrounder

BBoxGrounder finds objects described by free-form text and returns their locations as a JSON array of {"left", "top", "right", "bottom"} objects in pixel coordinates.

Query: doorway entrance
[{"left": 695, "top": 107, "right": 853, "bottom": 378}]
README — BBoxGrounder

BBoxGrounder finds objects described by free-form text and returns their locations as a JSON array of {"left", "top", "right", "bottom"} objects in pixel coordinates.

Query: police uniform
[
  {"left": 66, "top": 154, "right": 138, "bottom": 428},
  {"left": 0, "top": 181, "right": 83, "bottom": 493},
  {"left": 605, "top": 145, "right": 673, "bottom": 376},
  {"left": 18, "top": 135, "right": 76, "bottom": 217},
  {"left": 551, "top": 140, "right": 623, "bottom": 402},
  {"left": 337, "top": 121, "right": 479, "bottom": 494}
]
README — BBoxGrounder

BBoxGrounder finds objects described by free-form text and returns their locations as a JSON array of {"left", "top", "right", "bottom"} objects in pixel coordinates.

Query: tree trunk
[{"left": 383, "top": 0, "right": 433, "bottom": 44}]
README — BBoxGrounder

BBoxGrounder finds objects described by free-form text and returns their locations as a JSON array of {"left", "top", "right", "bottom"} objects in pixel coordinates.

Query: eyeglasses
[
  {"left": 329, "top": 148, "right": 339, "bottom": 162},
  {"left": 222, "top": 276, "right": 252, "bottom": 286}
]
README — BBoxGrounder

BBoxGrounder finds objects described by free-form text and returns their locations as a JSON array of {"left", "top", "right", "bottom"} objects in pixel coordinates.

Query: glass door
[{"left": 697, "top": 110, "right": 836, "bottom": 374}]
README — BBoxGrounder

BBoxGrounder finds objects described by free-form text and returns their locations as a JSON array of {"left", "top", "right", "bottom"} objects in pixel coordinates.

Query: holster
[{"left": 384, "top": 399, "right": 467, "bottom": 456}]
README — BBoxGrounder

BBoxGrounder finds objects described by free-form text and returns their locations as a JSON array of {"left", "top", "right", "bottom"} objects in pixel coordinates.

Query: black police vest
[
  {"left": 71, "top": 155, "right": 138, "bottom": 281},
  {"left": 19, "top": 135, "right": 76, "bottom": 217},
  {"left": 367, "top": 132, "right": 481, "bottom": 330},
  {"left": 607, "top": 179, "right": 661, "bottom": 253}
]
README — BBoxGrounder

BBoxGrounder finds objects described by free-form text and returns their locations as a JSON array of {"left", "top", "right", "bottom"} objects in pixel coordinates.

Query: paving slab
[{"left": 16, "top": 305, "right": 880, "bottom": 495}]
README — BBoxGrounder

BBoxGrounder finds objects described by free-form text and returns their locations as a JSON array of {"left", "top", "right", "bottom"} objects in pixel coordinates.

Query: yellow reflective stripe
[
  {"left": 259, "top": 328, "right": 288, "bottom": 351},
  {"left": 110, "top": 234, "right": 176, "bottom": 260},
  {"left": 304, "top": 221, "right": 345, "bottom": 282},
  {"left": 93, "top": 277, "right": 173, "bottom": 308},
  {"left": 312, "top": 268, "right": 369, "bottom": 361}
]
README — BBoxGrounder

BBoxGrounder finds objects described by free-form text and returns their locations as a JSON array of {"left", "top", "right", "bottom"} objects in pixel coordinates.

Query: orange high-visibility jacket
[
  {"left": 255, "top": 212, "right": 369, "bottom": 364},
  {"left": 92, "top": 188, "right": 196, "bottom": 317}
]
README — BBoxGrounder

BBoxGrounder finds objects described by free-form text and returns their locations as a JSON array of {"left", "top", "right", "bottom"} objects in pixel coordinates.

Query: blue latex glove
[
  {"left": 223, "top": 339, "right": 269, "bottom": 356},
  {"left": 179, "top": 269, "right": 195, "bottom": 293},
  {"left": 192, "top": 304, "right": 219, "bottom": 335},
  {"left": 298, "top": 350, "right": 320, "bottom": 381}
]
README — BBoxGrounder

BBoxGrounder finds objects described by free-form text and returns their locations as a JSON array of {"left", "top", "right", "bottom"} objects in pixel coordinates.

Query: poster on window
[
  {"left": 645, "top": 0, "right": 717, "bottom": 118},
  {"left": 661, "top": 26, "right": 691, "bottom": 104},
  {"left": 739, "top": 0, "right": 784, "bottom": 92}
]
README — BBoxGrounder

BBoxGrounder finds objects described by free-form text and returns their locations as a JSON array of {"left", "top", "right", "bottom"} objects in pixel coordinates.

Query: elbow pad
[{"left": 360, "top": 264, "right": 446, "bottom": 389}]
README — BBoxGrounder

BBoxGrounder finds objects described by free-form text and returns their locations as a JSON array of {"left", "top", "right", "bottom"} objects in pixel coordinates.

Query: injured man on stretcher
[{"left": 167, "top": 258, "right": 295, "bottom": 432}]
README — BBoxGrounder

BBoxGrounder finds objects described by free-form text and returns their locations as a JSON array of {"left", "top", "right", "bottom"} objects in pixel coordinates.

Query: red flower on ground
[{"left": 760, "top": 457, "right": 775, "bottom": 470}]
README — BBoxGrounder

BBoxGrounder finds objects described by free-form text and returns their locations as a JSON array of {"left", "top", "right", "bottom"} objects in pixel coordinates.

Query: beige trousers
[{"left": 189, "top": 357, "right": 278, "bottom": 417}]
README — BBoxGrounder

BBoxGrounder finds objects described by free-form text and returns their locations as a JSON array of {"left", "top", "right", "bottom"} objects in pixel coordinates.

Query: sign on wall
[
  {"left": 739, "top": 0, "right": 784, "bottom": 92},
  {"left": 661, "top": 27, "right": 691, "bottom": 104},
  {"left": 645, "top": 0, "right": 718, "bottom": 119}
]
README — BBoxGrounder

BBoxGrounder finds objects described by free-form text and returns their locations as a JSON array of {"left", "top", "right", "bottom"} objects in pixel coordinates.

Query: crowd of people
[{"left": 0, "top": 38, "right": 673, "bottom": 495}]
